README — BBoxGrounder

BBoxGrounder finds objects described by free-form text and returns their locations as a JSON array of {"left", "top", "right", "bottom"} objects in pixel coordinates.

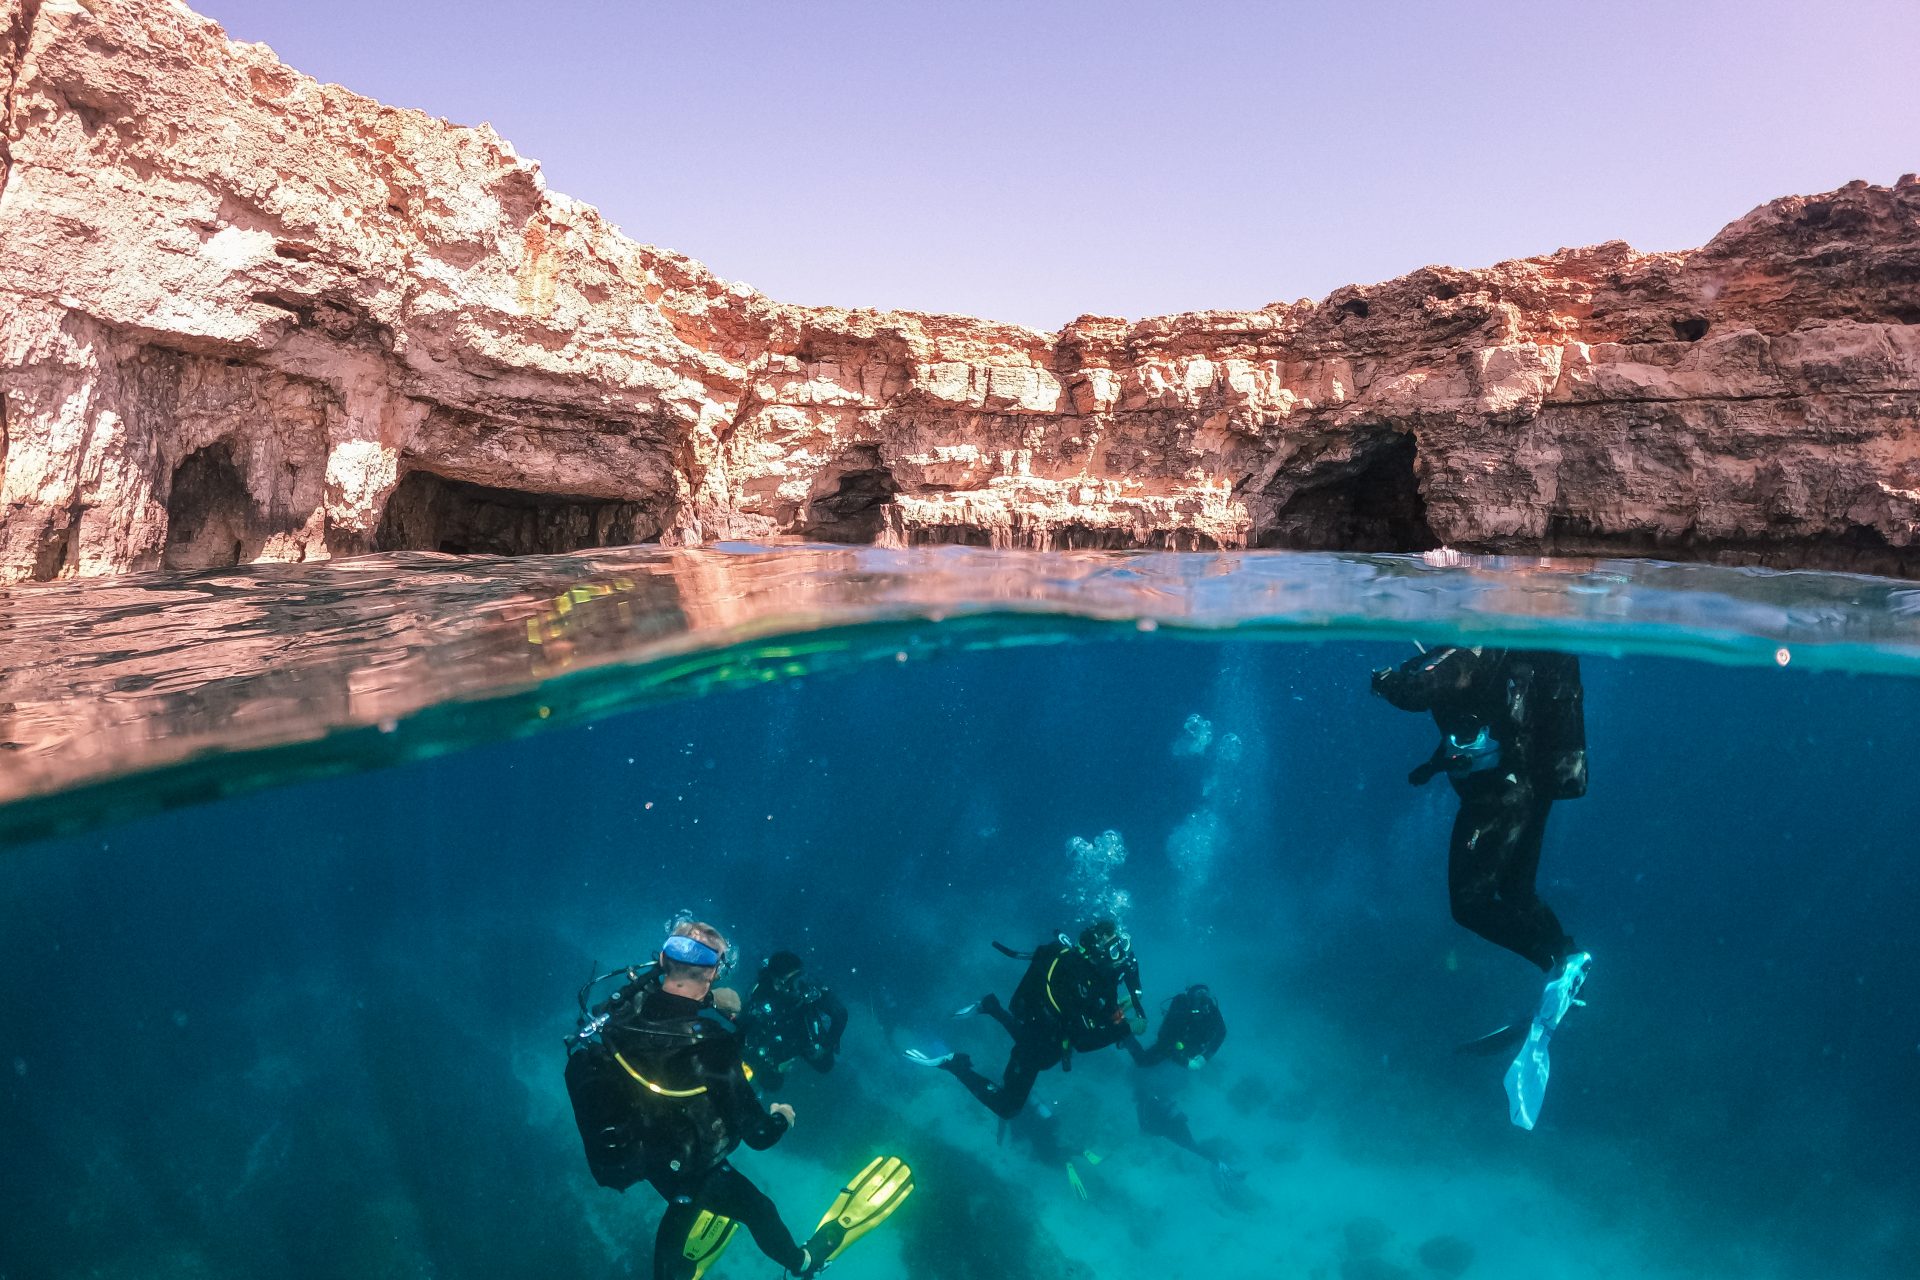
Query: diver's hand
[{"left": 769, "top": 1102, "right": 796, "bottom": 1127}]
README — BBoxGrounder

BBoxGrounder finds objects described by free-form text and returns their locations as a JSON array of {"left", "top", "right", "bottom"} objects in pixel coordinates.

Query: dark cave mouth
[
  {"left": 1259, "top": 431, "right": 1439, "bottom": 552},
  {"left": 163, "top": 442, "right": 256, "bottom": 571},
  {"left": 374, "top": 470, "right": 660, "bottom": 556}
]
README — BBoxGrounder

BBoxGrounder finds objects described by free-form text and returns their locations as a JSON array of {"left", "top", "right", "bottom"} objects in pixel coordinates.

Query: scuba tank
[
  {"left": 1514, "top": 652, "right": 1588, "bottom": 799},
  {"left": 564, "top": 964, "right": 657, "bottom": 1191}
]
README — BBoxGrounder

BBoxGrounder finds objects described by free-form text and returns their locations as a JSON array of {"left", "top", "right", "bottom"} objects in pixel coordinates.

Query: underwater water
[{"left": 2, "top": 547, "right": 1918, "bottom": 1280}]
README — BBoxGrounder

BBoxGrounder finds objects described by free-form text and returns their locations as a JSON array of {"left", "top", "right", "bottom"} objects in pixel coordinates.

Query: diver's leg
[
  {"left": 653, "top": 1199, "right": 700, "bottom": 1280},
  {"left": 698, "top": 1163, "right": 808, "bottom": 1273},
  {"left": 956, "top": 992, "right": 1019, "bottom": 1038},
  {"left": 992, "top": 1038, "right": 1058, "bottom": 1116},
  {"left": 1494, "top": 791, "right": 1576, "bottom": 972},
  {"left": 948, "top": 1037, "right": 1054, "bottom": 1119},
  {"left": 1137, "top": 1087, "right": 1237, "bottom": 1184},
  {"left": 1448, "top": 782, "right": 1554, "bottom": 969},
  {"left": 1138, "top": 1094, "right": 1206, "bottom": 1158},
  {"left": 981, "top": 993, "right": 1020, "bottom": 1038},
  {"left": 945, "top": 1054, "right": 1021, "bottom": 1118}
]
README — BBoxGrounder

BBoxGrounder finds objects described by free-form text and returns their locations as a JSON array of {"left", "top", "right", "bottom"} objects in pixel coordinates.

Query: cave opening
[
  {"left": 1674, "top": 317, "right": 1710, "bottom": 342},
  {"left": 1259, "top": 431, "right": 1438, "bottom": 552},
  {"left": 374, "top": 470, "right": 656, "bottom": 556},
  {"left": 164, "top": 442, "right": 257, "bottom": 571},
  {"left": 799, "top": 449, "right": 899, "bottom": 543}
]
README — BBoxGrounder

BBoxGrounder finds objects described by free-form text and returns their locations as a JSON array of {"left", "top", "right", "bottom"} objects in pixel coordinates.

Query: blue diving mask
[{"left": 662, "top": 934, "right": 726, "bottom": 969}]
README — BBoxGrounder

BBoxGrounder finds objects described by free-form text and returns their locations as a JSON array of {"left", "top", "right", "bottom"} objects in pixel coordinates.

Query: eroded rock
[{"left": 3, "top": 0, "right": 1919, "bottom": 582}]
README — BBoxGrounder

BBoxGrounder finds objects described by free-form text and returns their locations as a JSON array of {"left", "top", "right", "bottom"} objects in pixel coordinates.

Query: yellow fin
[
  {"left": 683, "top": 1211, "right": 738, "bottom": 1279},
  {"left": 807, "top": 1155, "right": 915, "bottom": 1264}
]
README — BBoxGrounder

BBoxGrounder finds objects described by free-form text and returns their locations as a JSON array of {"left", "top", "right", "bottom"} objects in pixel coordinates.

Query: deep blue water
[{"left": 3, "top": 627, "right": 1917, "bottom": 1280}]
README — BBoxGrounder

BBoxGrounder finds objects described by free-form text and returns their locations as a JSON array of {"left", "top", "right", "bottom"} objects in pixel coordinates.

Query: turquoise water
[{"left": 2, "top": 547, "right": 1917, "bottom": 1279}]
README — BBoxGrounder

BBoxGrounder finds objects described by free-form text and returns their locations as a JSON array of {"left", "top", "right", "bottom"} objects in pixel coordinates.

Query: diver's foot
[
  {"left": 1534, "top": 951, "right": 1593, "bottom": 1033},
  {"left": 904, "top": 1045, "right": 960, "bottom": 1069},
  {"left": 791, "top": 1246, "right": 818, "bottom": 1277},
  {"left": 952, "top": 993, "right": 1001, "bottom": 1019}
]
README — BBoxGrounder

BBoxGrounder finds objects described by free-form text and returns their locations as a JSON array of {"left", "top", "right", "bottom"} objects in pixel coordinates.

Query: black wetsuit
[
  {"left": 948, "top": 941, "right": 1141, "bottom": 1119},
  {"left": 1132, "top": 1069, "right": 1219, "bottom": 1160},
  {"left": 1372, "top": 646, "right": 1587, "bottom": 973},
  {"left": 1126, "top": 987, "right": 1226, "bottom": 1068},
  {"left": 739, "top": 975, "right": 848, "bottom": 1091},
  {"left": 1126, "top": 988, "right": 1228, "bottom": 1159},
  {"left": 599, "top": 984, "right": 807, "bottom": 1280}
]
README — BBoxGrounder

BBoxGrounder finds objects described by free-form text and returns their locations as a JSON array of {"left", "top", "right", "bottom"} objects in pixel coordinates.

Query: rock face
[{"left": 3, "top": 0, "right": 1919, "bottom": 583}]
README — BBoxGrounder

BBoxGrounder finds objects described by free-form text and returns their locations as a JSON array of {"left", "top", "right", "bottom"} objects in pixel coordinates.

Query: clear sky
[{"left": 190, "top": 0, "right": 1918, "bottom": 331}]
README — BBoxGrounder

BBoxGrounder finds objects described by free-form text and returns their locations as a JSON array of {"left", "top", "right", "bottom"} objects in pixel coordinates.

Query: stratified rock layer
[{"left": 3, "top": 0, "right": 1919, "bottom": 581}]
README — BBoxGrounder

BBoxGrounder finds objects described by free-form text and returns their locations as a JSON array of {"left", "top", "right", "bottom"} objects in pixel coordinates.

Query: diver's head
[
  {"left": 1079, "top": 919, "right": 1134, "bottom": 973},
  {"left": 761, "top": 950, "right": 805, "bottom": 989},
  {"left": 660, "top": 920, "right": 730, "bottom": 995}
]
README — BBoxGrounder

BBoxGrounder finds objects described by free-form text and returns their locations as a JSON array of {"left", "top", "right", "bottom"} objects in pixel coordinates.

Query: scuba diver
[
  {"left": 738, "top": 952, "right": 849, "bottom": 1092},
  {"left": 905, "top": 919, "right": 1146, "bottom": 1119},
  {"left": 1126, "top": 983, "right": 1226, "bottom": 1069},
  {"left": 1004, "top": 1097, "right": 1107, "bottom": 1200},
  {"left": 1125, "top": 985, "right": 1243, "bottom": 1193},
  {"left": 563, "top": 922, "right": 913, "bottom": 1278},
  {"left": 1370, "top": 645, "right": 1595, "bottom": 1129}
]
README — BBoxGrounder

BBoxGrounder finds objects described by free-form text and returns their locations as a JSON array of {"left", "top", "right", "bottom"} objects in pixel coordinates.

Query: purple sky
[{"left": 191, "top": 0, "right": 1917, "bottom": 331}]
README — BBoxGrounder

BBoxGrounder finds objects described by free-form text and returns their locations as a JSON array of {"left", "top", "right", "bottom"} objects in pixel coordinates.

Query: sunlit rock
[{"left": 3, "top": 0, "right": 1919, "bottom": 580}]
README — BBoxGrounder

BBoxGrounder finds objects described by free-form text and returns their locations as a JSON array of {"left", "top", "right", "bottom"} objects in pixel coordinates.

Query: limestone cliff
[{"left": 2, "top": 0, "right": 1918, "bottom": 582}]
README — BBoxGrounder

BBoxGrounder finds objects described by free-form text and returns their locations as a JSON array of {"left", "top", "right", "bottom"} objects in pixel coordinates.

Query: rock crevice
[
  {"left": 0, "top": 0, "right": 44, "bottom": 201},
  {"left": 2, "top": 0, "right": 1919, "bottom": 581}
]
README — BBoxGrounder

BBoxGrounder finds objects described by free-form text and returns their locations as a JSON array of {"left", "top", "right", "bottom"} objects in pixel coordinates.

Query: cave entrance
[
  {"left": 1259, "top": 431, "right": 1438, "bottom": 552},
  {"left": 164, "top": 442, "right": 256, "bottom": 571},
  {"left": 799, "top": 448, "right": 898, "bottom": 543},
  {"left": 374, "top": 470, "right": 656, "bottom": 556}
]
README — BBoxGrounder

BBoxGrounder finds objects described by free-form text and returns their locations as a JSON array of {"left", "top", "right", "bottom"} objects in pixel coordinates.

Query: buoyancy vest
[
  {"left": 563, "top": 972, "right": 739, "bottom": 1191},
  {"left": 1009, "top": 941, "right": 1131, "bottom": 1056}
]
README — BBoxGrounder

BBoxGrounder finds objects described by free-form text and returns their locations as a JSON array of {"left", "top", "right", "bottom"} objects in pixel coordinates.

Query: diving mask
[
  {"left": 1080, "top": 921, "right": 1134, "bottom": 969},
  {"left": 662, "top": 933, "right": 727, "bottom": 970}
]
